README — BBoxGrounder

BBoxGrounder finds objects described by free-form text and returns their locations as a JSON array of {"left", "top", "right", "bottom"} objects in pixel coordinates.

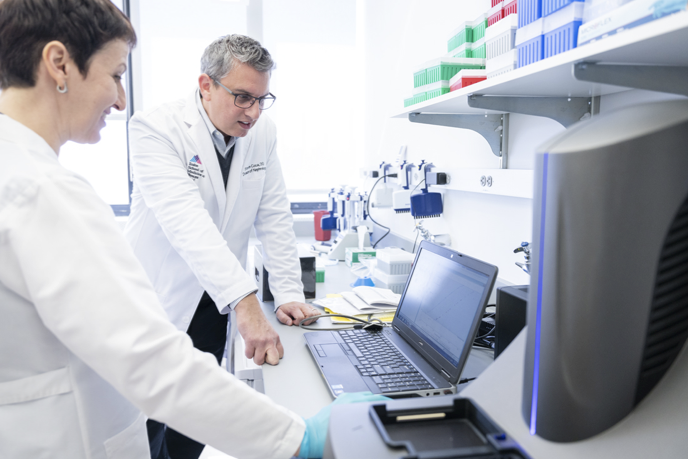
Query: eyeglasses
[{"left": 212, "top": 79, "right": 276, "bottom": 110}]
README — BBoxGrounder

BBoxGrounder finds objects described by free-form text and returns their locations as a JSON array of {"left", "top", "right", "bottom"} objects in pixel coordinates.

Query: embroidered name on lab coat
[
  {"left": 243, "top": 162, "right": 266, "bottom": 177},
  {"left": 187, "top": 155, "right": 205, "bottom": 180}
]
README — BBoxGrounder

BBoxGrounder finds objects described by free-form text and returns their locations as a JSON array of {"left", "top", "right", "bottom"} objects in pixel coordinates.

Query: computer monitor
[{"left": 522, "top": 99, "right": 688, "bottom": 442}]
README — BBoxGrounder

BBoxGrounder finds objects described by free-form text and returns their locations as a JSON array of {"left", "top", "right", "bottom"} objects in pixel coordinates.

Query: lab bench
[
  {"left": 234, "top": 244, "right": 495, "bottom": 419},
  {"left": 232, "top": 229, "right": 688, "bottom": 459}
]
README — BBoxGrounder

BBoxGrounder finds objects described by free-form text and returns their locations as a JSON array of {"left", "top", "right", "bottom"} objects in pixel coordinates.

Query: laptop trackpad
[{"left": 319, "top": 344, "right": 370, "bottom": 395}]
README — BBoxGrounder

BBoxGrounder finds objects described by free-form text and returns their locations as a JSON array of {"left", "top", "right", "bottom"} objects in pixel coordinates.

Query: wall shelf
[
  {"left": 408, "top": 112, "right": 509, "bottom": 158},
  {"left": 393, "top": 11, "right": 688, "bottom": 119},
  {"left": 393, "top": 10, "right": 688, "bottom": 174}
]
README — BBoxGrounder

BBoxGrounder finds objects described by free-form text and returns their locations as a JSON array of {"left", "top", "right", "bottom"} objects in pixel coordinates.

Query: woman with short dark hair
[
  {"left": 0, "top": 1, "right": 383, "bottom": 457},
  {"left": 0, "top": 0, "right": 137, "bottom": 90}
]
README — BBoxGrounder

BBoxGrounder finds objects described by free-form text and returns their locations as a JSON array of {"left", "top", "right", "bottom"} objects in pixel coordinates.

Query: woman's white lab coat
[
  {"left": 125, "top": 92, "right": 304, "bottom": 330},
  {"left": 0, "top": 114, "right": 304, "bottom": 459}
]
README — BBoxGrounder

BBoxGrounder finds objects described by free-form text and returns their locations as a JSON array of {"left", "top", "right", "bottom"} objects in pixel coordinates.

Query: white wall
[
  {"left": 356, "top": 0, "right": 561, "bottom": 286},
  {"left": 354, "top": 0, "right": 683, "bottom": 287},
  {"left": 123, "top": 0, "right": 684, "bottom": 289}
]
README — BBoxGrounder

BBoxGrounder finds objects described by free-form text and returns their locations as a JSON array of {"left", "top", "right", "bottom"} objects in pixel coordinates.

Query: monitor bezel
[{"left": 391, "top": 240, "right": 499, "bottom": 384}]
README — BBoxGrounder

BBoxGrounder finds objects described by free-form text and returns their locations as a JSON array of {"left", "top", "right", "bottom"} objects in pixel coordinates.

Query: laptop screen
[{"left": 396, "top": 246, "right": 490, "bottom": 366}]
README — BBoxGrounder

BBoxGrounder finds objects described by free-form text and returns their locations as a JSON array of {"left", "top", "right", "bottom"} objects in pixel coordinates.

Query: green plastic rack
[
  {"left": 472, "top": 39, "right": 487, "bottom": 59},
  {"left": 447, "top": 22, "right": 473, "bottom": 52},
  {"left": 413, "top": 68, "right": 428, "bottom": 88},
  {"left": 416, "top": 80, "right": 451, "bottom": 100},
  {"left": 426, "top": 86, "right": 451, "bottom": 99},
  {"left": 412, "top": 92, "right": 427, "bottom": 105},
  {"left": 316, "top": 268, "right": 325, "bottom": 283},
  {"left": 451, "top": 42, "right": 473, "bottom": 58},
  {"left": 472, "top": 15, "right": 488, "bottom": 42},
  {"left": 425, "top": 58, "right": 486, "bottom": 84}
]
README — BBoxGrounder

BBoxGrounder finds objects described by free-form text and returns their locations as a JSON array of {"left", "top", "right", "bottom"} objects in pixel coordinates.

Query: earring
[{"left": 56, "top": 83, "right": 68, "bottom": 94}]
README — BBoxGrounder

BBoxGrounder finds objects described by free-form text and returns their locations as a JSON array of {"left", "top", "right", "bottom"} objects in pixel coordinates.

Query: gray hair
[{"left": 200, "top": 34, "right": 274, "bottom": 82}]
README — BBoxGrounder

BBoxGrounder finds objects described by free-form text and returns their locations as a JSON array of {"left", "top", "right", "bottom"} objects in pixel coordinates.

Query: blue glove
[{"left": 298, "top": 391, "right": 390, "bottom": 458}]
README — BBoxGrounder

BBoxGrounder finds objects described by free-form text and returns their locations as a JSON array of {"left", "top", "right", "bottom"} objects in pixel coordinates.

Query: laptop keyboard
[{"left": 338, "top": 329, "right": 434, "bottom": 393}]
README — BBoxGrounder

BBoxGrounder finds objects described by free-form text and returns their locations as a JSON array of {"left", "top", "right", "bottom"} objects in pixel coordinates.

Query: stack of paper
[{"left": 313, "top": 286, "right": 401, "bottom": 324}]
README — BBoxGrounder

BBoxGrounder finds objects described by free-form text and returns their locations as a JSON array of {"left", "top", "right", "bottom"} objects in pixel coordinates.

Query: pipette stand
[{"left": 326, "top": 231, "right": 360, "bottom": 261}]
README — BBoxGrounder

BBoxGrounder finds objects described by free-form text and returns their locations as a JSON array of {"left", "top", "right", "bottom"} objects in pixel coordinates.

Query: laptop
[{"left": 305, "top": 240, "right": 498, "bottom": 398}]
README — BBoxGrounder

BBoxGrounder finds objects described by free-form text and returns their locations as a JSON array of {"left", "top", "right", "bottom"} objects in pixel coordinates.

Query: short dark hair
[{"left": 0, "top": 0, "right": 137, "bottom": 89}]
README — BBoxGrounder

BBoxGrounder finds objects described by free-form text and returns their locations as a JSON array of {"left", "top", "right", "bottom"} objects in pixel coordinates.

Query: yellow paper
[{"left": 324, "top": 307, "right": 395, "bottom": 324}]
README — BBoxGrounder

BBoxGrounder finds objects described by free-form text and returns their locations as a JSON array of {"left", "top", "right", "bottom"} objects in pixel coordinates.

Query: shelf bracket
[
  {"left": 408, "top": 113, "right": 508, "bottom": 163},
  {"left": 573, "top": 62, "right": 688, "bottom": 97},
  {"left": 467, "top": 94, "right": 598, "bottom": 127}
]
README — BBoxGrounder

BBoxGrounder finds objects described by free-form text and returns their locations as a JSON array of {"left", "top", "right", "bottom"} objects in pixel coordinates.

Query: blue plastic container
[
  {"left": 542, "top": 0, "right": 583, "bottom": 17},
  {"left": 517, "top": 0, "right": 542, "bottom": 27},
  {"left": 517, "top": 35, "right": 544, "bottom": 67},
  {"left": 543, "top": 20, "right": 582, "bottom": 57},
  {"left": 515, "top": 18, "right": 544, "bottom": 67},
  {"left": 543, "top": 1, "right": 584, "bottom": 58}
]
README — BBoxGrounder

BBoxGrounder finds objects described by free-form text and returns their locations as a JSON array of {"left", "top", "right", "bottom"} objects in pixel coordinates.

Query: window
[
  {"left": 58, "top": 117, "right": 130, "bottom": 213},
  {"left": 59, "top": 0, "right": 132, "bottom": 215},
  {"left": 131, "top": 0, "right": 364, "bottom": 201},
  {"left": 61, "top": 0, "right": 366, "bottom": 215},
  {"left": 134, "top": 0, "right": 247, "bottom": 112},
  {"left": 263, "top": 0, "right": 364, "bottom": 195}
]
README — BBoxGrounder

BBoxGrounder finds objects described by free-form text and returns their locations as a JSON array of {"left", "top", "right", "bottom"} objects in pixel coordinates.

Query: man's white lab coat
[
  {"left": 0, "top": 114, "right": 304, "bottom": 459},
  {"left": 125, "top": 92, "right": 304, "bottom": 330}
]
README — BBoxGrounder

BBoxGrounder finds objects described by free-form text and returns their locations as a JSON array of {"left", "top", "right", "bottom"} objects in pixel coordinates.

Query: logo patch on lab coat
[
  {"left": 243, "top": 161, "right": 266, "bottom": 177},
  {"left": 187, "top": 155, "right": 205, "bottom": 180}
]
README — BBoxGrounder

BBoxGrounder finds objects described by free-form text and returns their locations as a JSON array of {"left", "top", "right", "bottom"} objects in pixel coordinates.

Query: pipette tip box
[
  {"left": 345, "top": 247, "right": 376, "bottom": 267},
  {"left": 376, "top": 248, "right": 415, "bottom": 275},
  {"left": 486, "top": 14, "right": 519, "bottom": 60},
  {"left": 489, "top": 2, "right": 505, "bottom": 27},
  {"left": 450, "top": 69, "right": 488, "bottom": 91},
  {"left": 516, "top": 17, "right": 544, "bottom": 67},
  {"left": 543, "top": 1, "right": 585, "bottom": 57},
  {"left": 372, "top": 270, "right": 409, "bottom": 294}
]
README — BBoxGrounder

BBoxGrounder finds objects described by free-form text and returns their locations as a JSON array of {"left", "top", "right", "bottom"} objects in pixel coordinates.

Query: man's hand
[
  {"left": 276, "top": 302, "right": 320, "bottom": 326},
  {"left": 235, "top": 294, "right": 284, "bottom": 365}
]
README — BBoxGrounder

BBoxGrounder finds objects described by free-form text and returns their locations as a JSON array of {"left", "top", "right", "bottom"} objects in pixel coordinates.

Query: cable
[
  {"left": 297, "top": 313, "right": 390, "bottom": 331},
  {"left": 409, "top": 178, "right": 425, "bottom": 197},
  {"left": 474, "top": 326, "right": 496, "bottom": 340},
  {"left": 474, "top": 306, "right": 497, "bottom": 346},
  {"left": 366, "top": 174, "right": 396, "bottom": 248},
  {"left": 473, "top": 333, "right": 495, "bottom": 349},
  {"left": 367, "top": 174, "right": 424, "bottom": 249},
  {"left": 409, "top": 178, "right": 427, "bottom": 253},
  {"left": 412, "top": 229, "right": 420, "bottom": 254}
]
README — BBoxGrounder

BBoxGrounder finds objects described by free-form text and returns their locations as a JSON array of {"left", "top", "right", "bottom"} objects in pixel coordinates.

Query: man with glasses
[{"left": 125, "top": 34, "right": 319, "bottom": 459}]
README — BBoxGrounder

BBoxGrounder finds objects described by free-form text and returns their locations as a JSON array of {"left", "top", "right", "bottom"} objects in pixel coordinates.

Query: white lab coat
[
  {"left": 125, "top": 91, "right": 304, "bottom": 330},
  {"left": 0, "top": 114, "right": 304, "bottom": 459}
]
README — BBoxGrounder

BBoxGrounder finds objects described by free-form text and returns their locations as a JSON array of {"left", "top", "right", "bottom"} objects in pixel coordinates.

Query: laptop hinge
[{"left": 441, "top": 369, "right": 451, "bottom": 379}]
